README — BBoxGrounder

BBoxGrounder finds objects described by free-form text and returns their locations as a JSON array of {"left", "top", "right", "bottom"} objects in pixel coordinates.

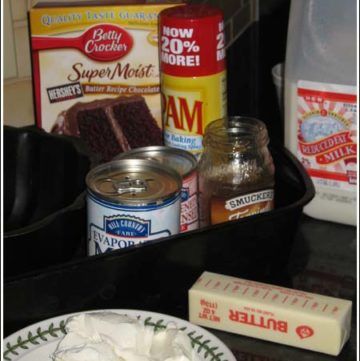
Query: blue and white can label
[
  {"left": 87, "top": 192, "right": 181, "bottom": 255},
  {"left": 86, "top": 159, "right": 182, "bottom": 256}
]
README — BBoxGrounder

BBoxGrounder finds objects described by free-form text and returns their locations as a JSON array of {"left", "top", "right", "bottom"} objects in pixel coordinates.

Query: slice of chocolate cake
[{"left": 52, "top": 95, "right": 163, "bottom": 161}]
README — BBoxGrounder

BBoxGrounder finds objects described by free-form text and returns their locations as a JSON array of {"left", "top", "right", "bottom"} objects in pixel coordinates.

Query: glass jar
[{"left": 198, "top": 116, "right": 275, "bottom": 227}]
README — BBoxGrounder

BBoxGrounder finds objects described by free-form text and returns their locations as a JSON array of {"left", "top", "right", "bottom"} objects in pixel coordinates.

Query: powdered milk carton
[{"left": 29, "top": 1, "right": 183, "bottom": 161}]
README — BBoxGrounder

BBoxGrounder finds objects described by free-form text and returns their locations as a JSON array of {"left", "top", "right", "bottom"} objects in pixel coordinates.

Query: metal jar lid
[
  {"left": 114, "top": 146, "right": 197, "bottom": 178},
  {"left": 86, "top": 159, "right": 182, "bottom": 205}
]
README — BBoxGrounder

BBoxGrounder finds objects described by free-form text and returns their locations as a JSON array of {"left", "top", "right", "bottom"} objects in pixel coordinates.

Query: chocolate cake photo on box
[{"left": 51, "top": 95, "right": 163, "bottom": 162}]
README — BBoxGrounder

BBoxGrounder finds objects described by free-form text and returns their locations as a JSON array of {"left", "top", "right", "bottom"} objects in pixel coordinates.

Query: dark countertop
[
  {"left": 3, "top": 215, "right": 357, "bottom": 360},
  {"left": 211, "top": 215, "right": 357, "bottom": 360}
]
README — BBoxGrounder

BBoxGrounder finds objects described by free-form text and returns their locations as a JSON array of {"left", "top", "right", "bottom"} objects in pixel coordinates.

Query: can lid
[
  {"left": 114, "top": 146, "right": 197, "bottom": 178},
  {"left": 86, "top": 159, "right": 182, "bottom": 204}
]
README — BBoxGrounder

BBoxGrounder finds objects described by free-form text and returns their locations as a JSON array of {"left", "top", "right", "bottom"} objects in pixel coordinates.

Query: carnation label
[
  {"left": 297, "top": 81, "right": 357, "bottom": 191},
  {"left": 210, "top": 189, "right": 274, "bottom": 224},
  {"left": 180, "top": 170, "right": 199, "bottom": 232}
]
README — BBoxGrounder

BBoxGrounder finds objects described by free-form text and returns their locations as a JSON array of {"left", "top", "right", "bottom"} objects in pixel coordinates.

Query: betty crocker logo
[
  {"left": 296, "top": 325, "right": 314, "bottom": 339},
  {"left": 32, "top": 24, "right": 133, "bottom": 62},
  {"left": 82, "top": 24, "right": 133, "bottom": 61}
]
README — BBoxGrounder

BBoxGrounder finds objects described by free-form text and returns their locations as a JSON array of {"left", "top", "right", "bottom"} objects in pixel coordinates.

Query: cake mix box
[{"left": 29, "top": 0, "right": 183, "bottom": 161}]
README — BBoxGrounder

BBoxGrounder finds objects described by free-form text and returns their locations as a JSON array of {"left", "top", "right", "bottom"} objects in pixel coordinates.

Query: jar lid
[{"left": 204, "top": 116, "right": 269, "bottom": 146}]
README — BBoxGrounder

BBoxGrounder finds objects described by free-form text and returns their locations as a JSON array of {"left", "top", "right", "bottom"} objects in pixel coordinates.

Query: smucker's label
[{"left": 210, "top": 189, "right": 274, "bottom": 224}]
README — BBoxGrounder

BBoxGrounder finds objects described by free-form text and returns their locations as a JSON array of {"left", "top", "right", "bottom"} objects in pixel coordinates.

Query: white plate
[{"left": 3, "top": 309, "right": 236, "bottom": 361}]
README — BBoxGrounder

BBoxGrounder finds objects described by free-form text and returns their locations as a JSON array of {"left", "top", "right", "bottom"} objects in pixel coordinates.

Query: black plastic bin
[
  {"left": 3, "top": 131, "right": 315, "bottom": 335},
  {"left": 3, "top": 126, "right": 90, "bottom": 277}
]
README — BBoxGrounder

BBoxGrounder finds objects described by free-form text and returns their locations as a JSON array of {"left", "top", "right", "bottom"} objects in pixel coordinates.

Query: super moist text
[{"left": 68, "top": 62, "right": 156, "bottom": 82}]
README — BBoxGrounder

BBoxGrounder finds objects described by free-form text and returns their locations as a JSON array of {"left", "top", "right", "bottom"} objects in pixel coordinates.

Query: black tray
[
  {"left": 3, "top": 126, "right": 90, "bottom": 277},
  {"left": 3, "top": 139, "right": 315, "bottom": 336}
]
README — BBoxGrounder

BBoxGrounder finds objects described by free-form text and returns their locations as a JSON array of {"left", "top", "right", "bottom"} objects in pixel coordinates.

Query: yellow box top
[{"left": 30, "top": 1, "right": 184, "bottom": 34}]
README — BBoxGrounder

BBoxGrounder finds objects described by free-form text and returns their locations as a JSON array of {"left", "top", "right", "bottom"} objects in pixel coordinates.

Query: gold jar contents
[{"left": 198, "top": 116, "right": 275, "bottom": 227}]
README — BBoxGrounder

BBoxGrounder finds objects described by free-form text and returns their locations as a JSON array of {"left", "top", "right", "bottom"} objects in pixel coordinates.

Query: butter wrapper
[{"left": 189, "top": 271, "right": 352, "bottom": 356}]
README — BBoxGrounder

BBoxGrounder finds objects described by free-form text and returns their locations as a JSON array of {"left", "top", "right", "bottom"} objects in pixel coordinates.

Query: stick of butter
[{"left": 189, "top": 271, "right": 352, "bottom": 356}]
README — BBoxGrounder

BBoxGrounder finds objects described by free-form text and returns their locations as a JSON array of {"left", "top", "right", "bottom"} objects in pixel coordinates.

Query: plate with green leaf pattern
[{"left": 3, "top": 309, "right": 236, "bottom": 361}]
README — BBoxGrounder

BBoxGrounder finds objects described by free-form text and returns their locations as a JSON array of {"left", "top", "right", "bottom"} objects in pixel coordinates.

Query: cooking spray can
[{"left": 159, "top": 4, "right": 227, "bottom": 159}]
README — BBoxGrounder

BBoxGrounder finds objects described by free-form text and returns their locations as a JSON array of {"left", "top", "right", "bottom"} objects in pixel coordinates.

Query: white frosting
[{"left": 52, "top": 312, "right": 200, "bottom": 361}]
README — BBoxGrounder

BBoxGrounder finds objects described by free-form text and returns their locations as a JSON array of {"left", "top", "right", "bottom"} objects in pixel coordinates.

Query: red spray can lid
[{"left": 159, "top": 4, "right": 226, "bottom": 77}]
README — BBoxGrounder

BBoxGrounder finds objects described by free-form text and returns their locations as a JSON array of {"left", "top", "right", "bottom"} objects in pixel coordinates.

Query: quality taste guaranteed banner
[
  {"left": 30, "top": 5, "right": 176, "bottom": 34},
  {"left": 29, "top": 2, "right": 182, "bottom": 133},
  {"left": 296, "top": 80, "right": 357, "bottom": 191}
]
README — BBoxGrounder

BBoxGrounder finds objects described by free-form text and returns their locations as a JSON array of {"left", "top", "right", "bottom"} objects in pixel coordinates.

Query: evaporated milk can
[
  {"left": 160, "top": 4, "right": 227, "bottom": 159},
  {"left": 86, "top": 159, "right": 182, "bottom": 255},
  {"left": 115, "top": 146, "right": 199, "bottom": 232}
]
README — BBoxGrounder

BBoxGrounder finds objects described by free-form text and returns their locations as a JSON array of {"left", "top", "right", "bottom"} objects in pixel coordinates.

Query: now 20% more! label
[{"left": 159, "top": 4, "right": 227, "bottom": 159}]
